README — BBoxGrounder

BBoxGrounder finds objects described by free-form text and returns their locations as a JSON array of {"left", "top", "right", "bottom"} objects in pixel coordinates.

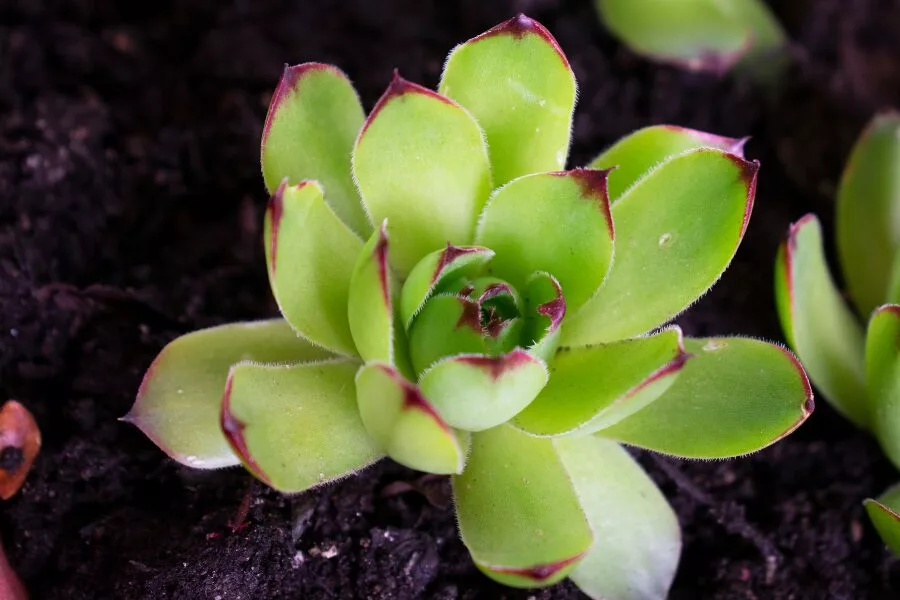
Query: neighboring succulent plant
[
  {"left": 775, "top": 112, "right": 900, "bottom": 555},
  {"left": 594, "top": 0, "right": 786, "bottom": 77},
  {"left": 125, "top": 15, "right": 813, "bottom": 599}
]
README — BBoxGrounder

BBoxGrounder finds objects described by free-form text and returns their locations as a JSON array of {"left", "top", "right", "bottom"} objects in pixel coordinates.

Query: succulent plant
[
  {"left": 125, "top": 15, "right": 813, "bottom": 599},
  {"left": 594, "top": 0, "right": 786, "bottom": 77},
  {"left": 775, "top": 112, "right": 900, "bottom": 555}
]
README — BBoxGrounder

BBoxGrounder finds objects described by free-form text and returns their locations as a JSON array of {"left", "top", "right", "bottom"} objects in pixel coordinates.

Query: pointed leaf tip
[
  {"left": 565, "top": 167, "right": 615, "bottom": 239},
  {"left": 731, "top": 156, "right": 759, "bottom": 238},
  {"left": 261, "top": 62, "right": 342, "bottom": 146},
  {"left": 472, "top": 14, "right": 570, "bottom": 67},
  {"left": 360, "top": 71, "right": 456, "bottom": 139}
]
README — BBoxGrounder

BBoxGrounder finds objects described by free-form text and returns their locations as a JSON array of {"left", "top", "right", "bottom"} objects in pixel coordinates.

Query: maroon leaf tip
[
  {"left": 661, "top": 126, "right": 750, "bottom": 158},
  {"left": 374, "top": 222, "right": 392, "bottom": 308},
  {"left": 360, "top": 70, "right": 455, "bottom": 137},
  {"left": 537, "top": 276, "right": 566, "bottom": 332},
  {"left": 874, "top": 304, "right": 900, "bottom": 318},
  {"left": 782, "top": 213, "right": 817, "bottom": 309},
  {"left": 726, "top": 155, "right": 759, "bottom": 238},
  {"left": 627, "top": 346, "right": 692, "bottom": 399},
  {"left": 262, "top": 62, "right": 341, "bottom": 147},
  {"left": 433, "top": 245, "right": 488, "bottom": 284},
  {"left": 266, "top": 179, "right": 288, "bottom": 274},
  {"left": 457, "top": 350, "right": 535, "bottom": 381},
  {"left": 479, "top": 282, "right": 515, "bottom": 304},
  {"left": 489, "top": 551, "right": 585, "bottom": 583},
  {"left": 376, "top": 365, "right": 452, "bottom": 434},
  {"left": 564, "top": 168, "right": 615, "bottom": 239},
  {"left": 220, "top": 372, "right": 274, "bottom": 487},
  {"left": 776, "top": 344, "right": 815, "bottom": 424},
  {"left": 470, "top": 14, "right": 571, "bottom": 70},
  {"left": 455, "top": 296, "right": 484, "bottom": 333}
]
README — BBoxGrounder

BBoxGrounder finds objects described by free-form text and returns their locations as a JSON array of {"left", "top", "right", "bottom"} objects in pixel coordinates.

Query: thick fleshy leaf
[
  {"left": 264, "top": 180, "right": 361, "bottom": 356},
  {"left": 522, "top": 272, "right": 566, "bottom": 362},
  {"left": 453, "top": 425, "right": 592, "bottom": 587},
  {"left": 595, "top": 0, "right": 783, "bottom": 75},
  {"left": 476, "top": 170, "right": 614, "bottom": 312},
  {"left": 356, "top": 363, "right": 466, "bottom": 474},
  {"left": 221, "top": 359, "right": 382, "bottom": 492},
  {"left": 125, "top": 320, "right": 331, "bottom": 469},
  {"left": 598, "top": 337, "right": 813, "bottom": 458},
  {"left": 418, "top": 350, "right": 549, "bottom": 431},
  {"left": 400, "top": 245, "right": 494, "bottom": 329},
  {"left": 865, "top": 483, "right": 900, "bottom": 556},
  {"left": 556, "top": 436, "right": 680, "bottom": 600},
  {"left": 565, "top": 149, "right": 757, "bottom": 345},
  {"left": 407, "top": 294, "right": 488, "bottom": 375},
  {"left": 352, "top": 73, "right": 492, "bottom": 276},
  {"left": 347, "top": 223, "right": 412, "bottom": 376},
  {"left": 866, "top": 306, "right": 900, "bottom": 468},
  {"left": 588, "top": 125, "right": 747, "bottom": 202},
  {"left": 260, "top": 63, "right": 369, "bottom": 236},
  {"left": 775, "top": 214, "right": 868, "bottom": 427},
  {"left": 515, "top": 327, "right": 689, "bottom": 437},
  {"left": 439, "top": 14, "right": 577, "bottom": 186},
  {"left": 836, "top": 112, "right": 900, "bottom": 316}
]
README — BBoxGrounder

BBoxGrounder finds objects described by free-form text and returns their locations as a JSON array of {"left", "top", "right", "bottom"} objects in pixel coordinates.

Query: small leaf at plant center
[{"left": 407, "top": 294, "right": 489, "bottom": 375}]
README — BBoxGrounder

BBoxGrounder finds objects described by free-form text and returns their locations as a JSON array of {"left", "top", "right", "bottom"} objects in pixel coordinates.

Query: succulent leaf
[
  {"left": 221, "top": 359, "right": 382, "bottom": 492},
  {"left": 565, "top": 149, "right": 757, "bottom": 345},
  {"left": 865, "top": 483, "right": 900, "bottom": 556},
  {"left": 589, "top": 125, "right": 747, "bottom": 202},
  {"left": 865, "top": 306, "right": 900, "bottom": 468},
  {"left": 598, "top": 337, "right": 813, "bottom": 458},
  {"left": 261, "top": 63, "right": 369, "bottom": 236},
  {"left": 125, "top": 320, "right": 331, "bottom": 469},
  {"left": 522, "top": 272, "right": 566, "bottom": 362},
  {"left": 347, "top": 223, "right": 412, "bottom": 375},
  {"left": 476, "top": 169, "right": 614, "bottom": 312},
  {"left": 400, "top": 245, "right": 494, "bottom": 329},
  {"left": 356, "top": 363, "right": 467, "bottom": 474},
  {"left": 352, "top": 73, "right": 492, "bottom": 276},
  {"left": 515, "top": 327, "right": 689, "bottom": 437},
  {"left": 555, "top": 436, "right": 680, "bottom": 600},
  {"left": 453, "top": 424, "right": 593, "bottom": 588},
  {"left": 595, "top": 0, "right": 784, "bottom": 75},
  {"left": 407, "top": 294, "right": 490, "bottom": 375},
  {"left": 774, "top": 214, "right": 868, "bottom": 427},
  {"left": 418, "top": 350, "right": 549, "bottom": 432},
  {"left": 264, "top": 180, "right": 361, "bottom": 356},
  {"left": 836, "top": 112, "right": 900, "bottom": 316},
  {"left": 439, "top": 14, "right": 577, "bottom": 186}
]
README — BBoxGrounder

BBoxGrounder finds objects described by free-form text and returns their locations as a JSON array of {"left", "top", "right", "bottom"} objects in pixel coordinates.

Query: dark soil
[{"left": 3, "top": 0, "right": 900, "bottom": 598}]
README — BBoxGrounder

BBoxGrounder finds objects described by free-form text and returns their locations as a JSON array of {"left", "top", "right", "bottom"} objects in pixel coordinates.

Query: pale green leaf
[
  {"left": 125, "top": 319, "right": 331, "bottom": 469},
  {"left": 399, "top": 245, "right": 494, "bottom": 329},
  {"left": 598, "top": 337, "right": 813, "bottom": 458},
  {"left": 596, "top": 0, "right": 759, "bottom": 74},
  {"left": 865, "top": 305, "right": 900, "bottom": 469},
  {"left": 515, "top": 327, "right": 688, "bottom": 437},
  {"left": 588, "top": 125, "right": 746, "bottom": 202},
  {"left": 555, "top": 436, "right": 680, "bottom": 600},
  {"left": 264, "top": 180, "right": 361, "bottom": 357},
  {"left": 865, "top": 483, "right": 900, "bottom": 556},
  {"left": 565, "top": 149, "right": 757, "bottom": 345},
  {"left": 260, "top": 63, "right": 369, "bottom": 236},
  {"left": 418, "top": 350, "right": 549, "bottom": 432},
  {"left": 352, "top": 74, "right": 492, "bottom": 276},
  {"left": 221, "top": 359, "right": 382, "bottom": 492},
  {"left": 774, "top": 214, "right": 868, "bottom": 427},
  {"left": 476, "top": 170, "right": 614, "bottom": 312},
  {"left": 439, "top": 14, "right": 577, "bottom": 186},
  {"left": 522, "top": 272, "right": 565, "bottom": 362},
  {"left": 453, "top": 424, "right": 592, "bottom": 588},
  {"left": 836, "top": 112, "right": 900, "bottom": 316},
  {"left": 356, "top": 363, "right": 467, "bottom": 474},
  {"left": 347, "top": 222, "right": 412, "bottom": 376}
]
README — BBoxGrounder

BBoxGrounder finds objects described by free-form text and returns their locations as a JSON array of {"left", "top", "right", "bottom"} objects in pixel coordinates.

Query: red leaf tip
[
  {"left": 536, "top": 276, "right": 566, "bottom": 332},
  {"left": 489, "top": 551, "right": 585, "bottom": 582},
  {"left": 361, "top": 71, "right": 454, "bottom": 137},
  {"left": 727, "top": 155, "right": 759, "bottom": 238},
  {"left": 457, "top": 350, "right": 535, "bottom": 381},
  {"left": 433, "top": 244, "right": 489, "bottom": 284},
  {"left": 220, "top": 372, "right": 273, "bottom": 487},
  {"left": 563, "top": 167, "right": 614, "bottom": 239},
  {"left": 376, "top": 365, "right": 452, "bottom": 434},
  {"left": 468, "top": 14, "right": 571, "bottom": 70},
  {"left": 262, "top": 62, "right": 342, "bottom": 147}
]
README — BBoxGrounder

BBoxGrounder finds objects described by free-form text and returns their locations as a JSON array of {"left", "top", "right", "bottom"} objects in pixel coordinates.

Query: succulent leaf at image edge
[
  {"left": 774, "top": 111, "right": 900, "bottom": 558},
  {"left": 125, "top": 14, "right": 814, "bottom": 600}
]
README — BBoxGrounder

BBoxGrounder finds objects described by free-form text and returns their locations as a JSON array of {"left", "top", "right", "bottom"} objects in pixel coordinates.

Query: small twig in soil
[
  {"left": 227, "top": 480, "right": 256, "bottom": 533},
  {"left": 651, "top": 454, "right": 781, "bottom": 584}
]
